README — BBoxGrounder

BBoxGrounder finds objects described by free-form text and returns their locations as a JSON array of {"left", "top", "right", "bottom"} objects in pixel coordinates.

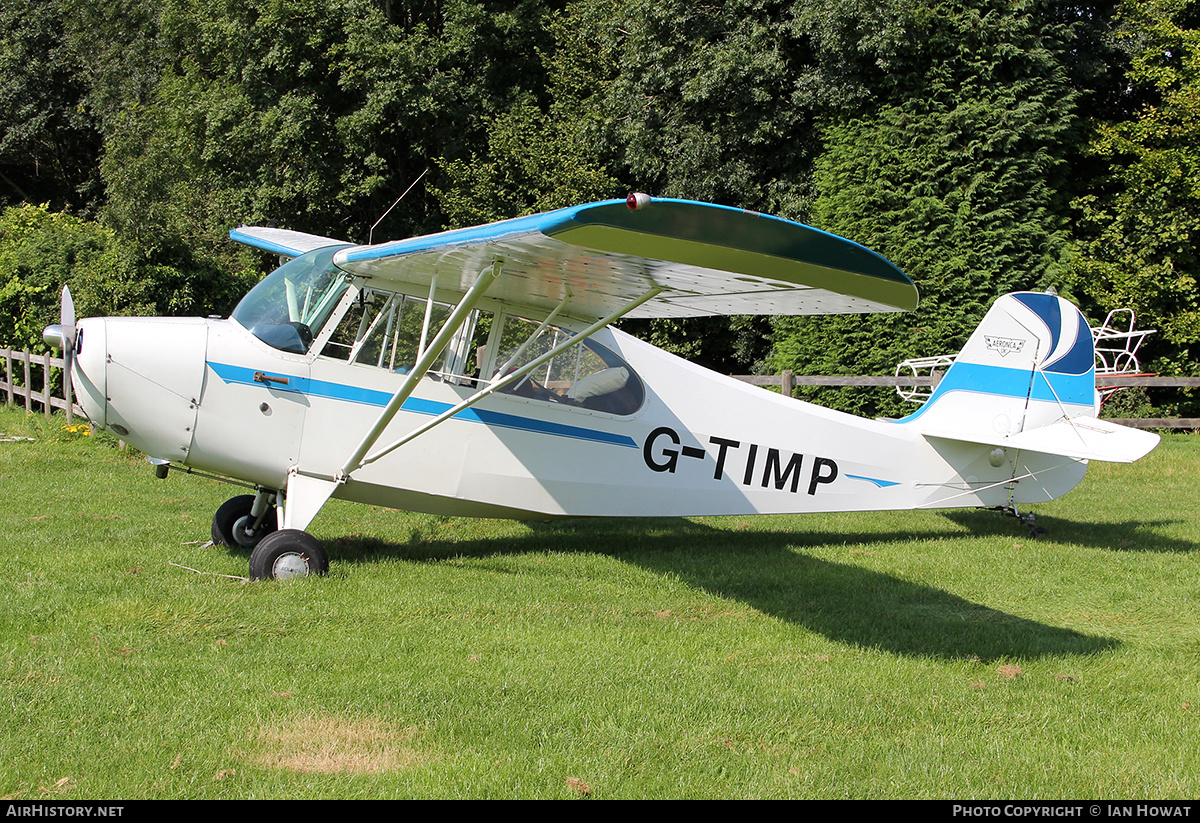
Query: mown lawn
[{"left": 1, "top": 406, "right": 1197, "bottom": 799}]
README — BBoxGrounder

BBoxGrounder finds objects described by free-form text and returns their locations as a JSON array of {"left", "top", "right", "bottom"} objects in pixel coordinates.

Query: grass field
[{"left": 1, "top": 405, "right": 1197, "bottom": 799}]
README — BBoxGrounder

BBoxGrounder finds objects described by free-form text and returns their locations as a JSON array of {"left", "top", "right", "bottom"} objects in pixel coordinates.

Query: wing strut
[
  {"left": 338, "top": 261, "right": 501, "bottom": 479},
  {"left": 354, "top": 285, "right": 664, "bottom": 470},
  {"left": 282, "top": 262, "right": 502, "bottom": 532}
]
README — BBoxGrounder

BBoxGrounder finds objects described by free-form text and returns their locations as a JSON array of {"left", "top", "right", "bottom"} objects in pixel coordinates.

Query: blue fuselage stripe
[{"left": 205, "top": 361, "right": 638, "bottom": 448}]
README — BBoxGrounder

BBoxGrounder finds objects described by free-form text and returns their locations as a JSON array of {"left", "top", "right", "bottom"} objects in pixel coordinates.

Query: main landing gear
[
  {"left": 210, "top": 490, "right": 328, "bottom": 580},
  {"left": 247, "top": 529, "right": 329, "bottom": 580},
  {"left": 211, "top": 492, "right": 277, "bottom": 548}
]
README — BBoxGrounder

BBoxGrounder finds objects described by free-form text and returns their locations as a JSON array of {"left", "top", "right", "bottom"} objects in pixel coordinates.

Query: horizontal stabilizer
[{"left": 925, "top": 416, "right": 1160, "bottom": 463}]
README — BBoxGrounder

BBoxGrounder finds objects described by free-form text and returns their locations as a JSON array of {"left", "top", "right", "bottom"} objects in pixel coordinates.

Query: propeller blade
[
  {"left": 60, "top": 285, "right": 76, "bottom": 373},
  {"left": 61, "top": 285, "right": 75, "bottom": 348}
]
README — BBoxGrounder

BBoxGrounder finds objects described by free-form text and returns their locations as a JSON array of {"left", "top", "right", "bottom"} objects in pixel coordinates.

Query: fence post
[
  {"left": 22, "top": 350, "right": 31, "bottom": 413},
  {"left": 780, "top": 370, "right": 793, "bottom": 399},
  {"left": 1, "top": 347, "right": 9, "bottom": 404},
  {"left": 42, "top": 351, "right": 52, "bottom": 419}
]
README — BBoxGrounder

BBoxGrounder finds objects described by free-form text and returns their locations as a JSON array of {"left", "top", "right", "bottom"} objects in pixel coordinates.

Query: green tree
[
  {"left": 436, "top": 96, "right": 620, "bottom": 227},
  {"left": 543, "top": 0, "right": 825, "bottom": 216},
  {"left": 770, "top": 0, "right": 1087, "bottom": 417},
  {"left": 0, "top": 0, "right": 103, "bottom": 212},
  {"left": 99, "top": 0, "right": 567, "bottom": 244},
  {"left": 88, "top": 0, "right": 571, "bottom": 311},
  {"left": 440, "top": 0, "right": 824, "bottom": 372},
  {"left": 1068, "top": 0, "right": 1200, "bottom": 415},
  {"left": 0, "top": 203, "right": 260, "bottom": 350},
  {"left": 0, "top": 205, "right": 152, "bottom": 350}
]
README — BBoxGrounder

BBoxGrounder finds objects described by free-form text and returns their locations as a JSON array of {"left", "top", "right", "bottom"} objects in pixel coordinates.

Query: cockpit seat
[{"left": 568, "top": 367, "right": 628, "bottom": 401}]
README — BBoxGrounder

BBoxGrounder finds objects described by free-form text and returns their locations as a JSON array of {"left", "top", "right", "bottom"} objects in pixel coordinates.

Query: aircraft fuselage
[{"left": 73, "top": 312, "right": 1083, "bottom": 526}]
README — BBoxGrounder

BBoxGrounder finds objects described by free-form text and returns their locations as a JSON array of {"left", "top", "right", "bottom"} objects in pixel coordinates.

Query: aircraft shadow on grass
[
  {"left": 939, "top": 509, "right": 1197, "bottom": 554},
  {"left": 275, "top": 512, "right": 1199, "bottom": 662}
]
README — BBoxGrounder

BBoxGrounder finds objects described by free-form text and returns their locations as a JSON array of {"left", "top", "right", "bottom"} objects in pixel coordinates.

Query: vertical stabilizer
[
  {"left": 899, "top": 292, "right": 1158, "bottom": 462},
  {"left": 900, "top": 292, "right": 1098, "bottom": 439}
]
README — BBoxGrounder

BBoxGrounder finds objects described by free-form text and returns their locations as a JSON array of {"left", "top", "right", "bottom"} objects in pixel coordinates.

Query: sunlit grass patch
[{"left": 0, "top": 405, "right": 1197, "bottom": 798}]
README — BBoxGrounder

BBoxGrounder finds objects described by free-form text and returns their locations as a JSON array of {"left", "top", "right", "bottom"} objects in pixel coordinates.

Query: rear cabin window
[{"left": 492, "top": 316, "right": 644, "bottom": 416}]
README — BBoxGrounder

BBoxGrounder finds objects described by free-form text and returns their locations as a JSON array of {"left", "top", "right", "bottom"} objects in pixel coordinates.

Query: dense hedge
[{"left": 1, "top": 0, "right": 1195, "bottom": 414}]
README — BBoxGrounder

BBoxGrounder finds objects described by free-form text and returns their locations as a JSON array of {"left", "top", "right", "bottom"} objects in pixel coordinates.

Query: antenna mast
[{"left": 368, "top": 168, "right": 429, "bottom": 245}]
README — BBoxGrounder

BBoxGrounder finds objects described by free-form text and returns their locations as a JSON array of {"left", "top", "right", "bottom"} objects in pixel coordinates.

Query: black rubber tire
[
  {"left": 211, "top": 494, "right": 277, "bottom": 548},
  {"left": 248, "top": 529, "right": 329, "bottom": 580},
  {"left": 211, "top": 495, "right": 254, "bottom": 546}
]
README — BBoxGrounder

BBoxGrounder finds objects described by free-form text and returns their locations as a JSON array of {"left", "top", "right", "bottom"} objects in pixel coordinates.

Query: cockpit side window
[
  {"left": 492, "top": 316, "right": 645, "bottom": 415},
  {"left": 231, "top": 245, "right": 352, "bottom": 354},
  {"left": 319, "top": 285, "right": 487, "bottom": 383},
  {"left": 322, "top": 288, "right": 446, "bottom": 372}
]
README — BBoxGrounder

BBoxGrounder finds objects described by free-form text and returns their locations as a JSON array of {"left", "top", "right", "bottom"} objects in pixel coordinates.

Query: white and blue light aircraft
[{"left": 44, "top": 195, "right": 1159, "bottom": 579}]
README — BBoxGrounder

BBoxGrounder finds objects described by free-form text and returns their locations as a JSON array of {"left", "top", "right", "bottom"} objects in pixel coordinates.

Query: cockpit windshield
[{"left": 231, "top": 245, "right": 352, "bottom": 354}]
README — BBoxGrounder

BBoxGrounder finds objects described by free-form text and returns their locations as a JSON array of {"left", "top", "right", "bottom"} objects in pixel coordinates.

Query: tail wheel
[{"left": 249, "top": 530, "right": 328, "bottom": 580}]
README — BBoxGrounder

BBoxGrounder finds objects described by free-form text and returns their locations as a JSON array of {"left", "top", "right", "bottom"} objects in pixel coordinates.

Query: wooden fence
[
  {"left": 735, "top": 371, "right": 1200, "bottom": 430},
  {"left": 1, "top": 347, "right": 81, "bottom": 423},
  {"left": 1, "top": 346, "right": 1196, "bottom": 430}
]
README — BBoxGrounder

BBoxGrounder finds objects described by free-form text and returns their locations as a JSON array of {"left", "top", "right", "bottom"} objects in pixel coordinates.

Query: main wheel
[
  {"left": 248, "top": 529, "right": 329, "bottom": 580},
  {"left": 211, "top": 495, "right": 253, "bottom": 546},
  {"left": 211, "top": 494, "right": 277, "bottom": 548}
]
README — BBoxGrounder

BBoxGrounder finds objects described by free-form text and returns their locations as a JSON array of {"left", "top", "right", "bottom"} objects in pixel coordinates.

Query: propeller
[{"left": 42, "top": 285, "right": 76, "bottom": 375}]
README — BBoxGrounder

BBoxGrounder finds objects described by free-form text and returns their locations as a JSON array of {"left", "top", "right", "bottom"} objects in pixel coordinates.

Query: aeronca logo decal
[
  {"left": 642, "top": 426, "right": 839, "bottom": 496},
  {"left": 985, "top": 335, "right": 1026, "bottom": 357}
]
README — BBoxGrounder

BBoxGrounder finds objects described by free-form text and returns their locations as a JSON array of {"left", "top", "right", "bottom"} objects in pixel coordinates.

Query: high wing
[
  {"left": 230, "top": 226, "right": 347, "bottom": 258},
  {"left": 325, "top": 197, "right": 917, "bottom": 322}
]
